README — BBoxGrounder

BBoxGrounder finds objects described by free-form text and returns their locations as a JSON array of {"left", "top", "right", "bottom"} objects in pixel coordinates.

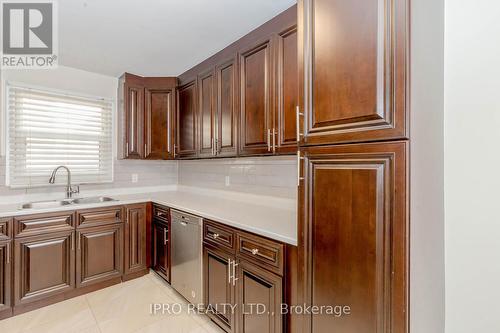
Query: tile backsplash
[
  {"left": 178, "top": 156, "right": 297, "bottom": 199},
  {"left": 0, "top": 155, "right": 297, "bottom": 199},
  {"left": 0, "top": 155, "right": 178, "bottom": 197}
]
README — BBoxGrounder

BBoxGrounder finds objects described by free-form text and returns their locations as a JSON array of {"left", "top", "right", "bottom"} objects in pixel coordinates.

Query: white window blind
[{"left": 7, "top": 84, "right": 113, "bottom": 188}]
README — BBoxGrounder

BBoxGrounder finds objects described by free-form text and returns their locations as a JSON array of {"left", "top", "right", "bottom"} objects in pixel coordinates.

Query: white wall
[
  {"left": 0, "top": 66, "right": 178, "bottom": 196},
  {"left": 411, "top": 0, "right": 446, "bottom": 332},
  {"left": 445, "top": 1, "right": 500, "bottom": 332}
]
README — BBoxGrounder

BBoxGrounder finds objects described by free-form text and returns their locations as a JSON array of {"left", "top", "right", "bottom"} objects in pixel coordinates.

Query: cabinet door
[
  {"left": 76, "top": 224, "right": 123, "bottom": 288},
  {"left": 176, "top": 80, "right": 198, "bottom": 158},
  {"left": 299, "top": 142, "right": 408, "bottom": 333},
  {"left": 239, "top": 39, "right": 274, "bottom": 156},
  {"left": 203, "top": 245, "right": 235, "bottom": 332},
  {"left": 298, "top": 0, "right": 408, "bottom": 145},
  {"left": 216, "top": 57, "right": 238, "bottom": 157},
  {"left": 124, "top": 82, "right": 145, "bottom": 158},
  {"left": 153, "top": 222, "right": 169, "bottom": 282},
  {"left": 0, "top": 241, "right": 12, "bottom": 313},
  {"left": 198, "top": 69, "right": 217, "bottom": 158},
  {"left": 236, "top": 260, "right": 283, "bottom": 333},
  {"left": 14, "top": 231, "right": 75, "bottom": 305},
  {"left": 124, "top": 204, "right": 147, "bottom": 276},
  {"left": 275, "top": 25, "right": 298, "bottom": 154},
  {"left": 145, "top": 88, "right": 174, "bottom": 159}
]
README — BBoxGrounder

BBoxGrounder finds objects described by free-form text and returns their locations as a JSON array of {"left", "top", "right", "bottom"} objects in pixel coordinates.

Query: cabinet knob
[
  {"left": 251, "top": 248, "right": 259, "bottom": 255},
  {"left": 212, "top": 233, "right": 220, "bottom": 239}
]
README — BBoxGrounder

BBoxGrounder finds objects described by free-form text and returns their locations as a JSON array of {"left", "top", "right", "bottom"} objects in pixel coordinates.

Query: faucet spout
[{"left": 49, "top": 166, "right": 79, "bottom": 198}]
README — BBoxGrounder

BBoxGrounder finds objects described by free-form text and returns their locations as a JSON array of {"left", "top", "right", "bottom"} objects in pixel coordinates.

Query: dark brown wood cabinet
[
  {"left": 216, "top": 57, "right": 239, "bottom": 157},
  {"left": 76, "top": 223, "right": 123, "bottom": 288},
  {"left": 239, "top": 39, "right": 274, "bottom": 156},
  {"left": 152, "top": 220, "right": 170, "bottom": 282},
  {"left": 275, "top": 25, "right": 298, "bottom": 154},
  {"left": 203, "top": 220, "right": 285, "bottom": 333},
  {"left": 14, "top": 230, "right": 75, "bottom": 305},
  {"left": 118, "top": 73, "right": 176, "bottom": 160},
  {"left": 124, "top": 203, "right": 147, "bottom": 277},
  {"left": 0, "top": 241, "right": 12, "bottom": 317},
  {"left": 236, "top": 260, "right": 283, "bottom": 333},
  {"left": 145, "top": 87, "right": 175, "bottom": 159},
  {"left": 198, "top": 69, "right": 217, "bottom": 158},
  {"left": 176, "top": 80, "right": 198, "bottom": 158},
  {"left": 297, "top": 0, "right": 409, "bottom": 145},
  {"left": 298, "top": 141, "right": 408, "bottom": 333},
  {"left": 203, "top": 245, "right": 235, "bottom": 332}
]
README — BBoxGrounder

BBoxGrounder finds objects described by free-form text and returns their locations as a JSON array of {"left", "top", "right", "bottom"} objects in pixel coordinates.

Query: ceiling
[{"left": 59, "top": 0, "right": 296, "bottom": 78}]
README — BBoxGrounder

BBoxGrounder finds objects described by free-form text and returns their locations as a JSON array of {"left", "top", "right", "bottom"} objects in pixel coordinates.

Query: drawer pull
[
  {"left": 251, "top": 248, "right": 259, "bottom": 255},
  {"left": 212, "top": 233, "right": 220, "bottom": 239},
  {"left": 156, "top": 212, "right": 167, "bottom": 218}
]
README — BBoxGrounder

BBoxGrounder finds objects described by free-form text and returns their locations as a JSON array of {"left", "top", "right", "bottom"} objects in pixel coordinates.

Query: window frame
[{"left": 4, "top": 81, "right": 115, "bottom": 188}]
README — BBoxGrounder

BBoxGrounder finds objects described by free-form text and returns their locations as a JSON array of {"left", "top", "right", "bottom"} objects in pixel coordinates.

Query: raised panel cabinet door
[
  {"left": 216, "top": 56, "right": 238, "bottom": 157},
  {"left": 298, "top": 0, "right": 409, "bottom": 145},
  {"left": 236, "top": 260, "right": 283, "bottom": 333},
  {"left": 239, "top": 39, "right": 274, "bottom": 156},
  {"left": 299, "top": 141, "right": 408, "bottom": 333},
  {"left": 76, "top": 224, "right": 123, "bottom": 288},
  {"left": 275, "top": 25, "right": 298, "bottom": 154},
  {"left": 203, "top": 245, "right": 235, "bottom": 332},
  {"left": 14, "top": 231, "right": 75, "bottom": 305},
  {"left": 198, "top": 69, "right": 217, "bottom": 158},
  {"left": 145, "top": 88, "right": 174, "bottom": 159},
  {"left": 176, "top": 80, "right": 198, "bottom": 158},
  {"left": 0, "top": 241, "right": 12, "bottom": 313},
  {"left": 124, "top": 204, "right": 147, "bottom": 275},
  {"left": 152, "top": 222, "right": 169, "bottom": 282},
  {"left": 125, "top": 82, "right": 145, "bottom": 158}
]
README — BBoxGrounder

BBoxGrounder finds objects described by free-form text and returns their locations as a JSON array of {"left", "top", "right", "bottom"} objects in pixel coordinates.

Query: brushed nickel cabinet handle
[
  {"left": 78, "top": 234, "right": 81, "bottom": 250},
  {"left": 296, "top": 106, "right": 303, "bottom": 141},
  {"left": 297, "top": 151, "right": 304, "bottom": 186},
  {"left": 267, "top": 129, "right": 271, "bottom": 151},
  {"left": 228, "top": 258, "right": 233, "bottom": 284},
  {"left": 232, "top": 261, "right": 239, "bottom": 286},
  {"left": 164, "top": 228, "right": 167, "bottom": 245},
  {"left": 6, "top": 243, "right": 10, "bottom": 264},
  {"left": 272, "top": 128, "right": 276, "bottom": 153},
  {"left": 72, "top": 233, "right": 75, "bottom": 251}
]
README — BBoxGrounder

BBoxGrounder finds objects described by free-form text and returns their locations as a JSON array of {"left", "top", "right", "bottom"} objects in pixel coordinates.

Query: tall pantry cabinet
[{"left": 295, "top": 0, "right": 409, "bottom": 333}]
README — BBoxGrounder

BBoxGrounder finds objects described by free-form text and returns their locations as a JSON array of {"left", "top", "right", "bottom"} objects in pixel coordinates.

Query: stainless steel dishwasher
[{"left": 170, "top": 209, "right": 203, "bottom": 305}]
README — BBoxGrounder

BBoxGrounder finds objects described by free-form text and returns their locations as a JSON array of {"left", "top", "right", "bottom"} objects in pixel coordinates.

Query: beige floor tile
[
  {"left": 134, "top": 313, "right": 209, "bottom": 333},
  {"left": 0, "top": 295, "right": 92, "bottom": 333}
]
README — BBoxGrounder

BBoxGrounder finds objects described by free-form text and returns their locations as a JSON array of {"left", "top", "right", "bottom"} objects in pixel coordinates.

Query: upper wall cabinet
[
  {"left": 118, "top": 73, "right": 176, "bottom": 160},
  {"left": 298, "top": 0, "right": 409, "bottom": 145},
  {"left": 176, "top": 80, "right": 198, "bottom": 159},
  {"left": 177, "top": 6, "right": 297, "bottom": 159},
  {"left": 239, "top": 39, "right": 274, "bottom": 156}
]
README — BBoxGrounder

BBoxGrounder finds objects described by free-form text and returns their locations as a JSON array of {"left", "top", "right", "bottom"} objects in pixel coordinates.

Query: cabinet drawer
[
  {"left": 153, "top": 205, "right": 170, "bottom": 223},
  {"left": 0, "top": 217, "right": 12, "bottom": 240},
  {"left": 77, "top": 207, "right": 123, "bottom": 228},
  {"left": 236, "top": 231, "right": 284, "bottom": 275},
  {"left": 203, "top": 220, "right": 235, "bottom": 253},
  {"left": 14, "top": 212, "right": 75, "bottom": 238}
]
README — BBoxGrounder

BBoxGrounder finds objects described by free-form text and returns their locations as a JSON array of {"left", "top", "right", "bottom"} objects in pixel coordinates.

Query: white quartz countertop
[{"left": 0, "top": 186, "right": 297, "bottom": 245}]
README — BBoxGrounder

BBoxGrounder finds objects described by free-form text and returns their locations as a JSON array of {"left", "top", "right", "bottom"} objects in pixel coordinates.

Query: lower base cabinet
[
  {"left": 237, "top": 261, "right": 283, "bottom": 333},
  {"left": 203, "top": 220, "right": 285, "bottom": 333},
  {"left": 153, "top": 221, "right": 170, "bottom": 282},
  {"left": 124, "top": 204, "right": 148, "bottom": 276},
  {"left": 76, "top": 224, "right": 123, "bottom": 288},
  {"left": 0, "top": 241, "right": 12, "bottom": 316},
  {"left": 14, "top": 231, "right": 75, "bottom": 305},
  {"left": 204, "top": 245, "right": 235, "bottom": 332}
]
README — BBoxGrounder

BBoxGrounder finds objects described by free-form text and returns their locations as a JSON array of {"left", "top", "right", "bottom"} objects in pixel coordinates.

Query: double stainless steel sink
[{"left": 20, "top": 196, "right": 117, "bottom": 210}]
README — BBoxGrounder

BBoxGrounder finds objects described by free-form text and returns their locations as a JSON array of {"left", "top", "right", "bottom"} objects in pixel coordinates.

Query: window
[{"left": 6, "top": 84, "right": 113, "bottom": 188}]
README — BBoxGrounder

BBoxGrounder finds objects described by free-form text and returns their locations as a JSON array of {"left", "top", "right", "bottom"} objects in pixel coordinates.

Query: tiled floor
[{"left": 0, "top": 271, "right": 224, "bottom": 333}]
